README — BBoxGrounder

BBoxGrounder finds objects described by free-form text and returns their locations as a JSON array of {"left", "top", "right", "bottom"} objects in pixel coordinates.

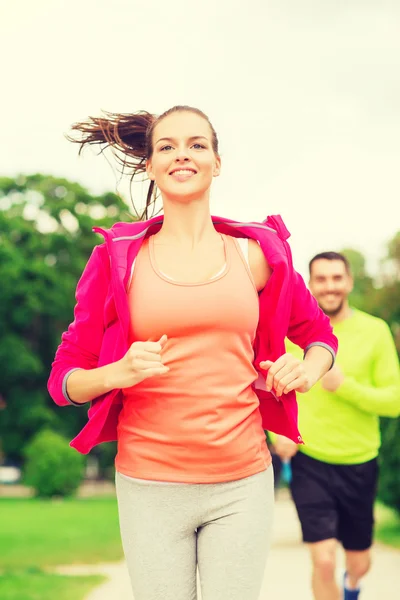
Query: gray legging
[{"left": 115, "top": 467, "right": 274, "bottom": 600}]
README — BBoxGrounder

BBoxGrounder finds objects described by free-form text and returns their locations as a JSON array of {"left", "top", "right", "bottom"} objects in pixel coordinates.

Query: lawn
[
  {"left": 375, "top": 502, "right": 400, "bottom": 549},
  {"left": 0, "top": 496, "right": 123, "bottom": 600},
  {"left": 1, "top": 494, "right": 398, "bottom": 600},
  {"left": 0, "top": 496, "right": 123, "bottom": 568},
  {"left": 0, "top": 570, "right": 104, "bottom": 600}
]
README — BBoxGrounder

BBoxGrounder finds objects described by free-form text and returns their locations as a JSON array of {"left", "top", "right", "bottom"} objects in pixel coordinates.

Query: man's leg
[
  {"left": 308, "top": 539, "right": 340, "bottom": 600},
  {"left": 290, "top": 453, "right": 340, "bottom": 600},
  {"left": 336, "top": 458, "right": 378, "bottom": 599},
  {"left": 345, "top": 549, "right": 371, "bottom": 591}
]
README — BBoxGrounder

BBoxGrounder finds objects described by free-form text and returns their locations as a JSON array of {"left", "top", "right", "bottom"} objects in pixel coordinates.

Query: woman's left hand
[{"left": 259, "top": 353, "right": 313, "bottom": 397}]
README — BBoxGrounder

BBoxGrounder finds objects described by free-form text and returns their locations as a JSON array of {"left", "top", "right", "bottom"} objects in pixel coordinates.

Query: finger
[
  {"left": 130, "top": 350, "right": 163, "bottom": 364},
  {"left": 274, "top": 372, "right": 299, "bottom": 397},
  {"left": 272, "top": 365, "right": 301, "bottom": 396},
  {"left": 275, "top": 365, "right": 305, "bottom": 396},
  {"left": 267, "top": 357, "right": 301, "bottom": 392},
  {"left": 137, "top": 350, "right": 164, "bottom": 363},
  {"left": 259, "top": 360, "right": 273, "bottom": 370},
  {"left": 158, "top": 335, "right": 168, "bottom": 348},
  {"left": 260, "top": 360, "right": 283, "bottom": 391},
  {"left": 141, "top": 366, "right": 170, "bottom": 380},
  {"left": 282, "top": 375, "right": 307, "bottom": 395},
  {"left": 132, "top": 359, "right": 166, "bottom": 371},
  {"left": 133, "top": 340, "right": 165, "bottom": 354},
  {"left": 266, "top": 361, "right": 294, "bottom": 392}
]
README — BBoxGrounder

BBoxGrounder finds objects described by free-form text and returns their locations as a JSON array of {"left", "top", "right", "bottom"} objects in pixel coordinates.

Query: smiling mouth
[{"left": 170, "top": 169, "right": 197, "bottom": 176}]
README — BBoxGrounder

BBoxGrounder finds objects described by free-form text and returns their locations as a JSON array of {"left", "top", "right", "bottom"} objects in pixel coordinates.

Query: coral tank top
[{"left": 115, "top": 234, "right": 271, "bottom": 483}]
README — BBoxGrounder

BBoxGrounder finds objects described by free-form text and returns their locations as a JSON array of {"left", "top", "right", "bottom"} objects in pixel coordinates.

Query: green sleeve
[{"left": 335, "top": 322, "right": 400, "bottom": 417}]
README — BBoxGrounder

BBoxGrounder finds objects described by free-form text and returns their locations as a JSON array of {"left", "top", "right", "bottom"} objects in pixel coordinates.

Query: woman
[{"left": 48, "top": 105, "right": 338, "bottom": 600}]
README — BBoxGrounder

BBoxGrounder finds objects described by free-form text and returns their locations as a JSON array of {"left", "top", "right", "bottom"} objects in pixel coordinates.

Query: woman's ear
[
  {"left": 213, "top": 155, "right": 221, "bottom": 177},
  {"left": 146, "top": 159, "right": 155, "bottom": 181}
]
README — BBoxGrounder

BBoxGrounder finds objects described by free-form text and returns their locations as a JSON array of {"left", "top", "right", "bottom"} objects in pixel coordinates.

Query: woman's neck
[{"left": 156, "top": 195, "right": 218, "bottom": 246}]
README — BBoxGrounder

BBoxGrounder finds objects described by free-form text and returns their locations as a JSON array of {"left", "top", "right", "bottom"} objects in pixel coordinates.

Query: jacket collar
[{"left": 93, "top": 214, "right": 290, "bottom": 243}]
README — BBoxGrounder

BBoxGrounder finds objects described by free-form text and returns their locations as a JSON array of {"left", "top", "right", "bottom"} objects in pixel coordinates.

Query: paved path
[{"left": 57, "top": 492, "right": 400, "bottom": 599}]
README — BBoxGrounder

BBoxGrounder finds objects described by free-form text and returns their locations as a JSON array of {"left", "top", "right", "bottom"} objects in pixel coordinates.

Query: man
[{"left": 272, "top": 252, "right": 400, "bottom": 600}]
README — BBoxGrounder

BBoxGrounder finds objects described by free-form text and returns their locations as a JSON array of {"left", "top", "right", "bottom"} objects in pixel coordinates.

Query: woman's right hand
[{"left": 108, "top": 335, "right": 169, "bottom": 389}]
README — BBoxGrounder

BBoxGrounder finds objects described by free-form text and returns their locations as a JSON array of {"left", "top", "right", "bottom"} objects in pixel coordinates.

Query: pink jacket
[{"left": 48, "top": 214, "right": 338, "bottom": 454}]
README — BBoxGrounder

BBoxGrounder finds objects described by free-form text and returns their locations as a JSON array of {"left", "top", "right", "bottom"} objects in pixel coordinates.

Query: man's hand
[
  {"left": 321, "top": 364, "right": 345, "bottom": 392},
  {"left": 273, "top": 435, "right": 299, "bottom": 460}
]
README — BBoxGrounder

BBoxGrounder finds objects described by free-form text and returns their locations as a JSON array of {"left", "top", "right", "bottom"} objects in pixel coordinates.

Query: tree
[
  {"left": 24, "top": 429, "right": 85, "bottom": 497},
  {"left": 371, "top": 231, "right": 400, "bottom": 514},
  {"left": 340, "top": 247, "right": 375, "bottom": 310},
  {"left": 341, "top": 243, "right": 400, "bottom": 514},
  {"left": 0, "top": 174, "right": 130, "bottom": 465}
]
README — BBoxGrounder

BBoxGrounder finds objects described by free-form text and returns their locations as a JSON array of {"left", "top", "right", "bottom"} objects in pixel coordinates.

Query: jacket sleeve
[
  {"left": 287, "top": 270, "right": 338, "bottom": 364},
  {"left": 335, "top": 321, "right": 400, "bottom": 417},
  {"left": 47, "top": 244, "right": 110, "bottom": 407}
]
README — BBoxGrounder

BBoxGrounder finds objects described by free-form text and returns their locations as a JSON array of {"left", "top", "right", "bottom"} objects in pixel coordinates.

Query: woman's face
[{"left": 146, "top": 111, "right": 221, "bottom": 201}]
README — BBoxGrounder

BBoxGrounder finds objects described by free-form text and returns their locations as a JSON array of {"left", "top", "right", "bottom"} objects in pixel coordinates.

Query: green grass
[
  {"left": 375, "top": 502, "right": 400, "bottom": 549},
  {"left": 0, "top": 569, "right": 105, "bottom": 600},
  {"left": 0, "top": 496, "right": 122, "bottom": 600},
  {"left": 0, "top": 497, "right": 123, "bottom": 569}
]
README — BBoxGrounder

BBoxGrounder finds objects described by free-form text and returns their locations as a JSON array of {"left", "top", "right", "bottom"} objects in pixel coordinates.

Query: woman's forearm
[
  {"left": 66, "top": 363, "right": 118, "bottom": 405},
  {"left": 65, "top": 337, "right": 169, "bottom": 404},
  {"left": 304, "top": 345, "right": 334, "bottom": 387}
]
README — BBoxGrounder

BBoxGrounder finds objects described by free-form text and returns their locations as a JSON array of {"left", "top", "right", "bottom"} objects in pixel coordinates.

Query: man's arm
[{"left": 329, "top": 321, "right": 400, "bottom": 417}]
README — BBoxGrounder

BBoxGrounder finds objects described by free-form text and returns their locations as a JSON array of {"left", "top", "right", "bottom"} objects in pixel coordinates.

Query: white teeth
[{"left": 172, "top": 170, "right": 195, "bottom": 175}]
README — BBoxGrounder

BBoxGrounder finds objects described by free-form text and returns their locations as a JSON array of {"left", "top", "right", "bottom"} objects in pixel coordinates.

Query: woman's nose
[{"left": 174, "top": 147, "right": 190, "bottom": 161}]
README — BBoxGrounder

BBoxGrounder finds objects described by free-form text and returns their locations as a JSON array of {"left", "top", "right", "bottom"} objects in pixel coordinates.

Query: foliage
[
  {"left": 341, "top": 247, "right": 375, "bottom": 310},
  {"left": 341, "top": 242, "right": 400, "bottom": 515},
  {"left": 377, "top": 418, "right": 400, "bottom": 514},
  {"left": 23, "top": 429, "right": 85, "bottom": 497},
  {"left": 0, "top": 174, "right": 130, "bottom": 465},
  {"left": 375, "top": 502, "right": 400, "bottom": 549}
]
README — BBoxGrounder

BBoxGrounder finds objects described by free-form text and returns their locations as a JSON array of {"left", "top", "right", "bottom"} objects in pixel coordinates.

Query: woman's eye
[
  {"left": 160, "top": 145, "right": 173, "bottom": 151},
  {"left": 192, "top": 143, "right": 206, "bottom": 150}
]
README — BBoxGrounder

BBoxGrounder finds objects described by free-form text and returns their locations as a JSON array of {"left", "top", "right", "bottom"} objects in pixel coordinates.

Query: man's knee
[
  {"left": 309, "top": 540, "right": 337, "bottom": 583},
  {"left": 346, "top": 550, "right": 371, "bottom": 580}
]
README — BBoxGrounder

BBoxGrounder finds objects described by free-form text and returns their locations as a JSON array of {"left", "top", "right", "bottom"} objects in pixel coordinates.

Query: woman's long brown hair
[{"left": 68, "top": 106, "right": 219, "bottom": 220}]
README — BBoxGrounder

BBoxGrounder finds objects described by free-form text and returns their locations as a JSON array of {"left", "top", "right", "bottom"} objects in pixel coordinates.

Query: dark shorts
[{"left": 290, "top": 451, "right": 378, "bottom": 551}]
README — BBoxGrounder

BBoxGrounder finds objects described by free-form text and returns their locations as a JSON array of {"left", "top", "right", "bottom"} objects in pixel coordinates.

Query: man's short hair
[{"left": 309, "top": 252, "right": 351, "bottom": 276}]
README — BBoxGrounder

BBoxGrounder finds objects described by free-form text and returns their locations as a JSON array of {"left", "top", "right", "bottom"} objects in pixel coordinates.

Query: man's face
[{"left": 309, "top": 259, "right": 353, "bottom": 317}]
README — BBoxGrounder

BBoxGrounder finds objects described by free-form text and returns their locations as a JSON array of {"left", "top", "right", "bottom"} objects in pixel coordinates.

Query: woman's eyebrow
[{"left": 155, "top": 136, "right": 208, "bottom": 144}]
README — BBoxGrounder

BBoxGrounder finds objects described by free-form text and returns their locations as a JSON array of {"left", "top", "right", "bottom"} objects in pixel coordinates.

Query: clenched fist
[
  {"left": 108, "top": 335, "right": 169, "bottom": 389},
  {"left": 321, "top": 364, "right": 344, "bottom": 392}
]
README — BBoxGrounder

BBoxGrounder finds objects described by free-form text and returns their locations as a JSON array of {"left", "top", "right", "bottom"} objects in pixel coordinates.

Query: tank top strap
[{"left": 228, "top": 236, "right": 258, "bottom": 294}]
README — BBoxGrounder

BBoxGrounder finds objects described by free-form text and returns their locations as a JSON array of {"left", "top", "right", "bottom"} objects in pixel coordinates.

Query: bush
[
  {"left": 23, "top": 429, "right": 85, "bottom": 498},
  {"left": 378, "top": 417, "right": 400, "bottom": 515}
]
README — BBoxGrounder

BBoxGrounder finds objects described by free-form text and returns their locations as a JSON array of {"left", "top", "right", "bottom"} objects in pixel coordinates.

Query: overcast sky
[{"left": 1, "top": 0, "right": 399, "bottom": 277}]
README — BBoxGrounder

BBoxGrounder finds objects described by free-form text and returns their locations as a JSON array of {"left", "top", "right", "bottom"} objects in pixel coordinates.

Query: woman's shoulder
[
  {"left": 93, "top": 216, "right": 162, "bottom": 240},
  {"left": 247, "top": 238, "right": 272, "bottom": 291}
]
